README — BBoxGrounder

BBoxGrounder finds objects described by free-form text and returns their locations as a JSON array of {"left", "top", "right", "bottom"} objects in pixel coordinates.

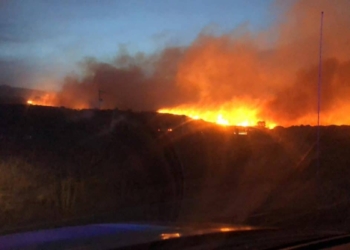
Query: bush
[{"left": 0, "top": 157, "right": 43, "bottom": 213}]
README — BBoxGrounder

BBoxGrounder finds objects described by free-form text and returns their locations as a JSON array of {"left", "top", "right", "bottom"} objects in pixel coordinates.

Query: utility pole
[
  {"left": 317, "top": 11, "right": 324, "bottom": 170},
  {"left": 98, "top": 89, "right": 104, "bottom": 109}
]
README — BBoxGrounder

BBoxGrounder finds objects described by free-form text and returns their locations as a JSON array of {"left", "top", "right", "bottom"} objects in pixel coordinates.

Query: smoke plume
[{"left": 50, "top": 0, "right": 350, "bottom": 126}]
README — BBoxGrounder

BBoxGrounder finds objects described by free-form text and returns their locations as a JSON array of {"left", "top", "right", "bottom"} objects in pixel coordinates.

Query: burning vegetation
[
  {"left": 26, "top": 93, "right": 57, "bottom": 107},
  {"left": 26, "top": 1, "right": 350, "bottom": 127}
]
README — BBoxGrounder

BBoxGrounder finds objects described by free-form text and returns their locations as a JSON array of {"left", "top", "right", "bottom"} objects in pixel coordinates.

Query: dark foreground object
[{"left": 0, "top": 222, "right": 349, "bottom": 250}]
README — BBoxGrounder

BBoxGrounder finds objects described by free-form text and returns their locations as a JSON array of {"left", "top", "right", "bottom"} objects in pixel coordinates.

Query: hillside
[{"left": 0, "top": 104, "right": 350, "bottom": 232}]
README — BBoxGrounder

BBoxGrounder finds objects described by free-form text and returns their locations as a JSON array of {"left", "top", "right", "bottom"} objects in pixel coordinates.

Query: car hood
[{"left": 0, "top": 223, "right": 255, "bottom": 249}]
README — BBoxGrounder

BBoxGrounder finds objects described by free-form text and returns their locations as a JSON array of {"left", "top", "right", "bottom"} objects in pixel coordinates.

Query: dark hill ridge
[
  {"left": 0, "top": 85, "right": 48, "bottom": 104},
  {"left": 0, "top": 104, "right": 349, "bottom": 232}
]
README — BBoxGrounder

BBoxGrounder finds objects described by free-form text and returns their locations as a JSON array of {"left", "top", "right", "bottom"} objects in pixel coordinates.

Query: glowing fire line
[{"left": 158, "top": 107, "right": 276, "bottom": 129}]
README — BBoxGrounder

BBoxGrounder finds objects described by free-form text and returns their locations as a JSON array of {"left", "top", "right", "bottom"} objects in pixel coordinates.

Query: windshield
[{"left": 0, "top": 0, "right": 350, "bottom": 241}]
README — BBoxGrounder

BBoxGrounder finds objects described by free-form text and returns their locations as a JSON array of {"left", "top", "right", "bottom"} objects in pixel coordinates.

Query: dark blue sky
[{"left": 0, "top": 0, "right": 276, "bottom": 90}]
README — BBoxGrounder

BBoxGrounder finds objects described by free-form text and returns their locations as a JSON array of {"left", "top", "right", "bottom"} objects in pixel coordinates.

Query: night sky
[{"left": 0, "top": 0, "right": 276, "bottom": 90}]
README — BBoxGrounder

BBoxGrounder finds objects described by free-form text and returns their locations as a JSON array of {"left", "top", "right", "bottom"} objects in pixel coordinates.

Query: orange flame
[
  {"left": 26, "top": 93, "right": 58, "bottom": 107},
  {"left": 158, "top": 101, "right": 277, "bottom": 129}
]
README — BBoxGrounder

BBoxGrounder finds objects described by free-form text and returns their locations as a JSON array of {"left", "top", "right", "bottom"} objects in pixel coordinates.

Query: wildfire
[
  {"left": 26, "top": 93, "right": 58, "bottom": 107},
  {"left": 158, "top": 105, "right": 276, "bottom": 129},
  {"left": 217, "top": 114, "right": 229, "bottom": 126}
]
